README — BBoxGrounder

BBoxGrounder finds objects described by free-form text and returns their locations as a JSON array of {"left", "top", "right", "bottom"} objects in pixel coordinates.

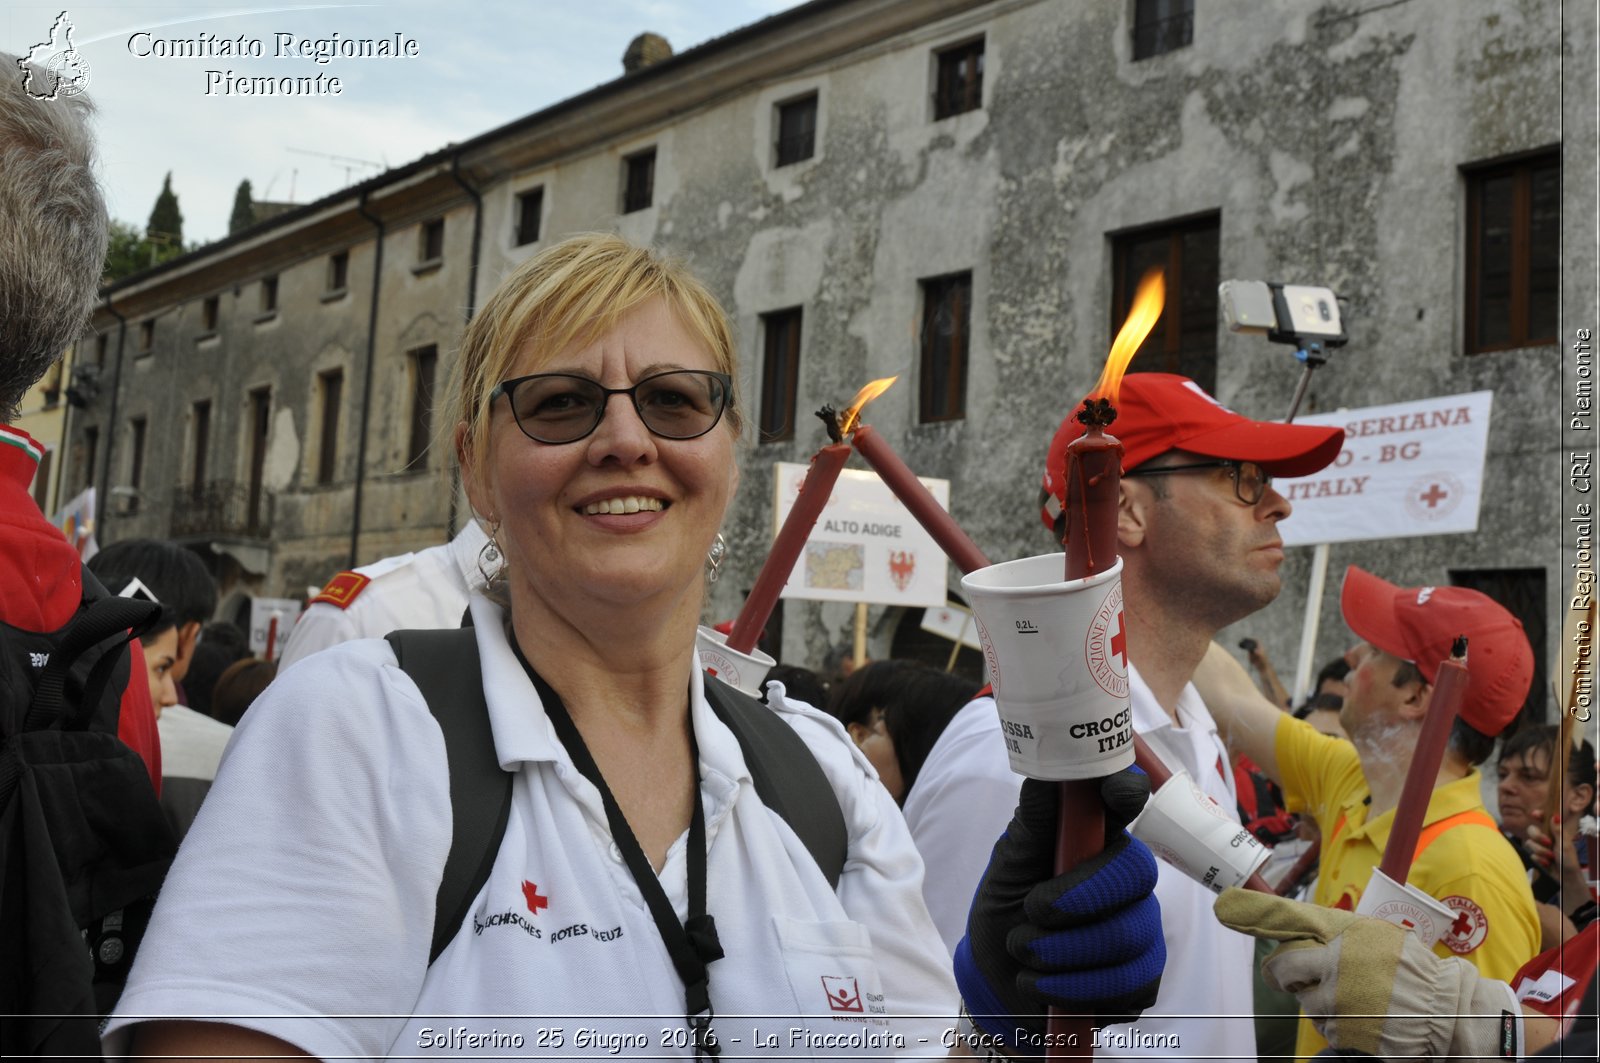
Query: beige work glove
[{"left": 1213, "top": 888, "right": 1519, "bottom": 1061}]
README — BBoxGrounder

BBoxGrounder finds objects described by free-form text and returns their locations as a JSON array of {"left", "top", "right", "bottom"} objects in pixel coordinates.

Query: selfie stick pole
[
  {"left": 1283, "top": 341, "right": 1327, "bottom": 425},
  {"left": 1284, "top": 339, "right": 1331, "bottom": 706}
]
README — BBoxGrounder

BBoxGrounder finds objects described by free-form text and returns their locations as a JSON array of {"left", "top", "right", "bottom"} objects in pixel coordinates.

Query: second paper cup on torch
[
  {"left": 1131, "top": 770, "right": 1271, "bottom": 892},
  {"left": 1354, "top": 868, "right": 1457, "bottom": 947},
  {"left": 696, "top": 625, "right": 776, "bottom": 698}
]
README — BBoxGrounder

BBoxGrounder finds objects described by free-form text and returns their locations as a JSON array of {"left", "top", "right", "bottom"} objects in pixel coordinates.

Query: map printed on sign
[
  {"left": 773, "top": 463, "right": 951, "bottom": 607},
  {"left": 1277, "top": 391, "right": 1494, "bottom": 547}
]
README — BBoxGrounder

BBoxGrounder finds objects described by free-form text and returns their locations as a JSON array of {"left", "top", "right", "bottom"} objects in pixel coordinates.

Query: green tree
[
  {"left": 228, "top": 178, "right": 256, "bottom": 235},
  {"left": 146, "top": 171, "right": 184, "bottom": 247},
  {"left": 104, "top": 219, "right": 184, "bottom": 283}
]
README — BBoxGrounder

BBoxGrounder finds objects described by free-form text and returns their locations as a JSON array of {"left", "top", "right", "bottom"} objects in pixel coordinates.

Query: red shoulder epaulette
[{"left": 310, "top": 571, "right": 371, "bottom": 609}]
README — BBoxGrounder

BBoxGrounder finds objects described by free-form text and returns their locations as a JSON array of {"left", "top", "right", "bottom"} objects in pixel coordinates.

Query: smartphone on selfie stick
[{"left": 1219, "top": 280, "right": 1347, "bottom": 423}]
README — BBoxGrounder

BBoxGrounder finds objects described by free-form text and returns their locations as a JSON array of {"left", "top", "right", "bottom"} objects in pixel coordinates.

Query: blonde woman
[{"left": 109, "top": 235, "right": 1160, "bottom": 1060}]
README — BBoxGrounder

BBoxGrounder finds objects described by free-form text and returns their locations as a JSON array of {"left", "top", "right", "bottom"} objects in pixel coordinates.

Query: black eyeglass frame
[
  {"left": 1124, "top": 459, "right": 1274, "bottom": 506},
  {"left": 489, "top": 368, "right": 734, "bottom": 444}
]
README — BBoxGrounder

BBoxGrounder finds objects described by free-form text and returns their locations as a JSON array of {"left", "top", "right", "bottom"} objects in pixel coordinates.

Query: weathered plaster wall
[
  {"left": 580, "top": 0, "right": 1575, "bottom": 690},
  {"left": 85, "top": 0, "right": 1584, "bottom": 697}
]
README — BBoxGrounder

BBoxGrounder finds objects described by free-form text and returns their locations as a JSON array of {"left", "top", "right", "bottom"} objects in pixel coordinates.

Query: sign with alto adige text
[{"left": 772, "top": 463, "right": 950, "bottom": 607}]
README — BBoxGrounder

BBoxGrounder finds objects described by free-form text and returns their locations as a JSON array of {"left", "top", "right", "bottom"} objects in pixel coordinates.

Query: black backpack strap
[
  {"left": 385, "top": 628, "right": 513, "bottom": 965},
  {"left": 702, "top": 673, "right": 847, "bottom": 890},
  {"left": 25, "top": 593, "right": 160, "bottom": 732},
  {"left": 390, "top": 630, "right": 848, "bottom": 966}
]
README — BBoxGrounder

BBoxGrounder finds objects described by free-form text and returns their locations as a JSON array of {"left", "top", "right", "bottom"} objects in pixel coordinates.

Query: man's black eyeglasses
[
  {"left": 490, "top": 369, "right": 733, "bottom": 444},
  {"left": 1124, "top": 459, "right": 1274, "bottom": 506}
]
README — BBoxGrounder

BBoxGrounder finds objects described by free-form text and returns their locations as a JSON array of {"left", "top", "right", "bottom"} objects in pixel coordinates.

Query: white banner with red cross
[{"left": 1277, "top": 391, "right": 1494, "bottom": 547}]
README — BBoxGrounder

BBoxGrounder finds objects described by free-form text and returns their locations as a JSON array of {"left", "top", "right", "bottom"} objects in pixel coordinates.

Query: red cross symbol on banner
[
  {"left": 1419, "top": 483, "right": 1450, "bottom": 508},
  {"left": 1110, "top": 611, "right": 1128, "bottom": 668},
  {"left": 521, "top": 880, "right": 549, "bottom": 915}
]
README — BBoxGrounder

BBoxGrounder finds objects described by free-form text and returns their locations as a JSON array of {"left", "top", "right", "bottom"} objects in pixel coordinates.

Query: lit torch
[
  {"left": 845, "top": 378, "right": 994, "bottom": 574},
  {"left": 724, "top": 379, "right": 905, "bottom": 656},
  {"left": 1035, "top": 268, "right": 1164, "bottom": 1056},
  {"left": 1077, "top": 275, "right": 1278, "bottom": 901},
  {"left": 1064, "top": 269, "right": 1164, "bottom": 580}
]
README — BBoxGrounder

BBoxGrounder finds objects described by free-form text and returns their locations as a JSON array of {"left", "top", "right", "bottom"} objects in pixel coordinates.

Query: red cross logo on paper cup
[
  {"left": 1355, "top": 868, "right": 1457, "bottom": 947},
  {"left": 695, "top": 625, "right": 775, "bottom": 698},
  {"left": 1085, "top": 582, "right": 1130, "bottom": 698},
  {"left": 960, "top": 553, "right": 1135, "bottom": 781}
]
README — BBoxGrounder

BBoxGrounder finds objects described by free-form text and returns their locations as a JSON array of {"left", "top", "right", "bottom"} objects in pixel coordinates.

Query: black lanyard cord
[{"left": 509, "top": 638, "right": 724, "bottom": 1059}]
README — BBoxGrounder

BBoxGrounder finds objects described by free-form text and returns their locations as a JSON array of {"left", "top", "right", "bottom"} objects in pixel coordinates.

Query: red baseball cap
[
  {"left": 1340, "top": 565, "right": 1534, "bottom": 737},
  {"left": 1039, "top": 373, "right": 1345, "bottom": 529}
]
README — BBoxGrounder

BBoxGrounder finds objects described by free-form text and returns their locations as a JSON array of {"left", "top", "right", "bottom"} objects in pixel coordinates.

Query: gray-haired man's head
[{"left": 0, "top": 50, "right": 107, "bottom": 422}]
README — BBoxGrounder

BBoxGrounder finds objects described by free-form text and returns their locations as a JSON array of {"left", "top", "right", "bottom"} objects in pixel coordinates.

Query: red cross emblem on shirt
[{"left": 521, "top": 880, "right": 549, "bottom": 915}]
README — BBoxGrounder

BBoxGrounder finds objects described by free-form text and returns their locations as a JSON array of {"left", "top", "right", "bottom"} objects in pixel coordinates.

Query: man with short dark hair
[
  {"left": 1037, "top": 371, "right": 1344, "bottom": 1058},
  {"left": 1197, "top": 565, "right": 1541, "bottom": 1059},
  {"left": 89, "top": 538, "right": 218, "bottom": 688},
  {"left": 84, "top": 539, "right": 228, "bottom": 840}
]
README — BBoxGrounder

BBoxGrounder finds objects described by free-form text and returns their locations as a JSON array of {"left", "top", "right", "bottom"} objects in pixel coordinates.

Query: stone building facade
[{"left": 72, "top": 0, "right": 1591, "bottom": 713}]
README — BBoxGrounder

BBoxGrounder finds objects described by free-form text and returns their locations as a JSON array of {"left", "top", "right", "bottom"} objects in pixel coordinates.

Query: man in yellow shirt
[{"left": 1196, "top": 565, "right": 1540, "bottom": 1059}]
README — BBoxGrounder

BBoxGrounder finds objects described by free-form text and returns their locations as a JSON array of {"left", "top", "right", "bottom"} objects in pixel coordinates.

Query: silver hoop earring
[
  {"left": 706, "top": 532, "right": 728, "bottom": 583},
  {"left": 478, "top": 520, "right": 505, "bottom": 585}
]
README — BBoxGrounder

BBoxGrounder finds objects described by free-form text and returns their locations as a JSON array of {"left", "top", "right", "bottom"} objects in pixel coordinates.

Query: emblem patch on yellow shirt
[{"left": 1440, "top": 895, "right": 1489, "bottom": 954}]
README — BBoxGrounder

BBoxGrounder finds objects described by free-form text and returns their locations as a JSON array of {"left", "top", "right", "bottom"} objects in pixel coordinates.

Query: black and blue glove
[{"left": 954, "top": 769, "right": 1164, "bottom": 1057}]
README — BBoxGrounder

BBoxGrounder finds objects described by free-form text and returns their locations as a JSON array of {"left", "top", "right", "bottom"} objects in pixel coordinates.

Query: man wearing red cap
[
  {"left": 1035, "top": 372, "right": 1344, "bottom": 1058},
  {"left": 1198, "top": 565, "right": 1541, "bottom": 1059}
]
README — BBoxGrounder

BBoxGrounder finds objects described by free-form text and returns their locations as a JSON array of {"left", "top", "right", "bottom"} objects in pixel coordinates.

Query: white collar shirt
[
  {"left": 900, "top": 696, "right": 1020, "bottom": 955},
  {"left": 1089, "top": 664, "right": 1257, "bottom": 1059},
  {"left": 276, "top": 522, "right": 489, "bottom": 670},
  {"left": 107, "top": 596, "right": 956, "bottom": 1060}
]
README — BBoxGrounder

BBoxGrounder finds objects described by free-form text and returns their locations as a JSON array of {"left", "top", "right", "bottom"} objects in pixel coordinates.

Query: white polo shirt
[
  {"left": 1100, "top": 665, "right": 1257, "bottom": 1059},
  {"left": 107, "top": 596, "right": 957, "bottom": 1060},
  {"left": 154, "top": 703, "right": 234, "bottom": 842},
  {"left": 277, "top": 521, "right": 488, "bottom": 670},
  {"left": 900, "top": 696, "right": 1020, "bottom": 955}
]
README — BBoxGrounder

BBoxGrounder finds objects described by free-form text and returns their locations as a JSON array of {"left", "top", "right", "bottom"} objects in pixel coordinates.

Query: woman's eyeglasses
[
  {"left": 490, "top": 369, "right": 732, "bottom": 444},
  {"left": 1124, "top": 459, "right": 1273, "bottom": 506}
]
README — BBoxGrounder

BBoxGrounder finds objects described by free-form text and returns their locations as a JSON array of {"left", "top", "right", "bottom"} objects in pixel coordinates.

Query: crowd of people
[{"left": 4, "top": 46, "right": 1596, "bottom": 1062}]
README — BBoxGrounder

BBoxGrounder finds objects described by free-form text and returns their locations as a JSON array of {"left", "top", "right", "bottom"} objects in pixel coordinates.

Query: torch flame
[
  {"left": 1091, "top": 267, "right": 1165, "bottom": 405},
  {"left": 839, "top": 375, "right": 898, "bottom": 436}
]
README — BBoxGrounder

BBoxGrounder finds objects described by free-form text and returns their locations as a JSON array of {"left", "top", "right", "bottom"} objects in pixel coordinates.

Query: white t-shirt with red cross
[{"left": 105, "top": 596, "right": 956, "bottom": 1059}]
